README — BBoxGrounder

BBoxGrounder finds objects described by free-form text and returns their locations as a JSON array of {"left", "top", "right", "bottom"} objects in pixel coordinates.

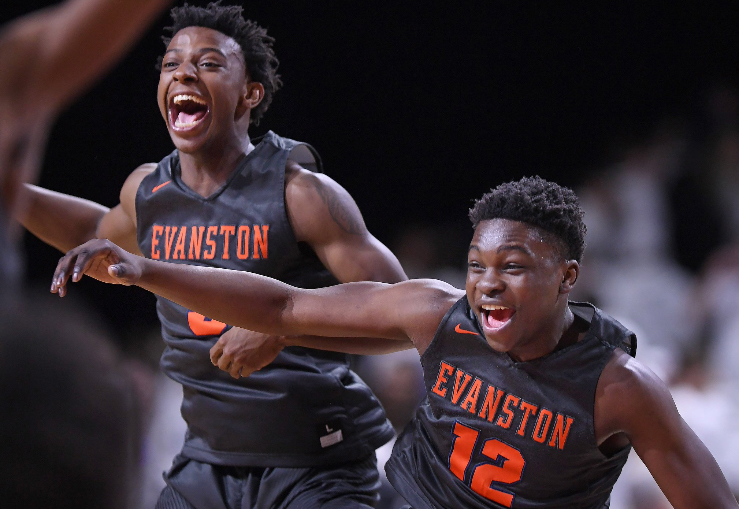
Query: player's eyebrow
[
  {"left": 467, "top": 244, "right": 532, "bottom": 255},
  {"left": 496, "top": 244, "right": 531, "bottom": 255},
  {"left": 163, "top": 47, "right": 227, "bottom": 57}
]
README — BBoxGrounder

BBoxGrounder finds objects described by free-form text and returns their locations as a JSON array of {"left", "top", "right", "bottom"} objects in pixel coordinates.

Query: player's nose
[
  {"left": 476, "top": 270, "right": 505, "bottom": 295},
  {"left": 173, "top": 61, "right": 198, "bottom": 82}
]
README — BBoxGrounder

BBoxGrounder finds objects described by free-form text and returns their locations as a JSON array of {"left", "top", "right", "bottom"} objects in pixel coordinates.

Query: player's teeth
[
  {"left": 173, "top": 94, "right": 205, "bottom": 104},
  {"left": 481, "top": 305, "right": 507, "bottom": 311}
]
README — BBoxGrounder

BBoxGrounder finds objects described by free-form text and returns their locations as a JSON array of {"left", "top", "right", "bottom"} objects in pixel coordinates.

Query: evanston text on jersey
[
  {"left": 150, "top": 224, "right": 269, "bottom": 260},
  {"left": 432, "top": 361, "right": 574, "bottom": 450}
]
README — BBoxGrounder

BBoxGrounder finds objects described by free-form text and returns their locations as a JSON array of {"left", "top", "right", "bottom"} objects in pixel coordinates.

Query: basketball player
[
  {"left": 52, "top": 176, "right": 739, "bottom": 509},
  {"left": 20, "top": 3, "right": 407, "bottom": 508}
]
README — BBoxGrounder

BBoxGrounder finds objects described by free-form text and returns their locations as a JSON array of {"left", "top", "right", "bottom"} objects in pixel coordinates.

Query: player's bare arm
[
  {"left": 17, "top": 163, "right": 155, "bottom": 254},
  {"left": 51, "top": 238, "right": 460, "bottom": 354},
  {"left": 0, "top": 0, "right": 172, "bottom": 118},
  {"left": 0, "top": 0, "right": 171, "bottom": 217},
  {"left": 210, "top": 158, "right": 411, "bottom": 377},
  {"left": 284, "top": 160, "right": 407, "bottom": 284},
  {"left": 595, "top": 349, "right": 739, "bottom": 509}
]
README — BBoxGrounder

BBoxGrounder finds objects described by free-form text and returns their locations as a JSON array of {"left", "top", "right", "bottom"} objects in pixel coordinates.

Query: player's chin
[{"left": 169, "top": 129, "right": 208, "bottom": 153}]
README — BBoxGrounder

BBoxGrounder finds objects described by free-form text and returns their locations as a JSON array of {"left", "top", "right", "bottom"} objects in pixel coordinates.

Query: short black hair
[
  {"left": 161, "top": 1, "right": 282, "bottom": 125},
  {"left": 469, "top": 176, "right": 587, "bottom": 262}
]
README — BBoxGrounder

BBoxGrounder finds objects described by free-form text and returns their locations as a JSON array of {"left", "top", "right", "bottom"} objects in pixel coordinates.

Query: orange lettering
[
  {"left": 548, "top": 414, "right": 574, "bottom": 450},
  {"left": 203, "top": 226, "right": 218, "bottom": 260},
  {"left": 189, "top": 226, "right": 205, "bottom": 260},
  {"left": 151, "top": 225, "right": 163, "bottom": 259},
  {"left": 164, "top": 226, "right": 178, "bottom": 260},
  {"left": 478, "top": 385, "right": 504, "bottom": 422},
  {"left": 516, "top": 401, "right": 538, "bottom": 436},
  {"left": 496, "top": 394, "right": 520, "bottom": 429},
  {"left": 173, "top": 226, "right": 187, "bottom": 259},
  {"left": 451, "top": 371, "right": 472, "bottom": 404},
  {"left": 220, "top": 225, "right": 236, "bottom": 259},
  {"left": 432, "top": 362, "right": 455, "bottom": 398},
  {"left": 253, "top": 225, "right": 269, "bottom": 259},
  {"left": 460, "top": 378, "right": 482, "bottom": 413},
  {"left": 532, "top": 408, "right": 553, "bottom": 443},
  {"left": 237, "top": 225, "right": 250, "bottom": 260}
]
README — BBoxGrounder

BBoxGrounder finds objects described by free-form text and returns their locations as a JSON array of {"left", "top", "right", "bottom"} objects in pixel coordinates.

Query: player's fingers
[
  {"left": 209, "top": 341, "right": 224, "bottom": 365},
  {"left": 229, "top": 362, "right": 241, "bottom": 379},
  {"left": 51, "top": 251, "right": 80, "bottom": 295},
  {"left": 216, "top": 353, "right": 232, "bottom": 372},
  {"left": 72, "top": 246, "right": 114, "bottom": 282}
]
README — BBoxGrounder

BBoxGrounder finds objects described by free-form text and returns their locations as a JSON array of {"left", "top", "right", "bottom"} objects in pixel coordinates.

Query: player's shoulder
[
  {"left": 126, "top": 162, "right": 157, "bottom": 180},
  {"left": 386, "top": 279, "right": 464, "bottom": 353},
  {"left": 598, "top": 347, "right": 673, "bottom": 418},
  {"left": 398, "top": 279, "right": 464, "bottom": 318},
  {"left": 285, "top": 160, "right": 341, "bottom": 195},
  {"left": 283, "top": 160, "right": 366, "bottom": 238},
  {"left": 120, "top": 163, "right": 158, "bottom": 202},
  {"left": 122, "top": 162, "right": 157, "bottom": 189},
  {"left": 406, "top": 278, "right": 464, "bottom": 297}
]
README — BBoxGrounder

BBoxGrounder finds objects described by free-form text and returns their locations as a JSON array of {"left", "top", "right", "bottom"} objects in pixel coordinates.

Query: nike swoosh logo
[
  {"left": 455, "top": 324, "right": 478, "bottom": 335},
  {"left": 152, "top": 180, "right": 171, "bottom": 193}
]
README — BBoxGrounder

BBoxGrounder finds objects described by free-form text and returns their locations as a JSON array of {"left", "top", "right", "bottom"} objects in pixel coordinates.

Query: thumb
[{"left": 108, "top": 264, "right": 137, "bottom": 285}]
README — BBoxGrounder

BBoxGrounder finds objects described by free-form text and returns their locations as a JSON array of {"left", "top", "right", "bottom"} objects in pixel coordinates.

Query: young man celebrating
[
  {"left": 53, "top": 176, "right": 738, "bottom": 509},
  {"left": 20, "top": 3, "right": 406, "bottom": 508}
]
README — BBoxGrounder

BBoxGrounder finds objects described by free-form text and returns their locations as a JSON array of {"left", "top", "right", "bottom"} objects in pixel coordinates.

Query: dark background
[{"left": 5, "top": 1, "right": 739, "bottom": 344}]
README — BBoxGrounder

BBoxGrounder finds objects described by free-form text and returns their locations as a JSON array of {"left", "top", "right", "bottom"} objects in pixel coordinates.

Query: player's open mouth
[
  {"left": 168, "top": 94, "right": 210, "bottom": 130},
  {"left": 481, "top": 304, "right": 515, "bottom": 331}
]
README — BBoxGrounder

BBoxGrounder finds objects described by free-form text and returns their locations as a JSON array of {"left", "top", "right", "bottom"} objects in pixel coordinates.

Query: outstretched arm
[
  {"left": 597, "top": 350, "right": 738, "bottom": 509},
  {"left": 0, "top": 0, "right": 172, "bottom": 117},
  {"left": 51, "top": 239, "right": 460, "bottom": 352},
  {"left": 0, "top": 0, "right": 171, "bottom": 216},
  {"left": 16, "top": 164, "right": 153, "bottom": 254}
]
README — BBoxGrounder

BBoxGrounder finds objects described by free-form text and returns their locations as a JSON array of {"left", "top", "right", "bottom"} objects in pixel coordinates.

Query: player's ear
[
  {"left": 244, "top": 81, "right": 264, "bottom": 108},
  {"left": 235, "top": 81, "right": 264, "bottom": 121},
  {"left": 559, "top": 260, "right": 579, "bottom": 294}
]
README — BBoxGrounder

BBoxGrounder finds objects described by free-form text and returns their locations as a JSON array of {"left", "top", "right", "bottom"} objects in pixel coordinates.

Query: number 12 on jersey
[{"left": 448, "top": 421, "right": 526, "bottom": 507}]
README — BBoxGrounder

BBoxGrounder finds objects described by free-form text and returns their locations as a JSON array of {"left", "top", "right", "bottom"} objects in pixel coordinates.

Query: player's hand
[
  {"left": 210, "top": 327, "right": 285, "bottom": 379},
  {"left": 50, "top": 238, "right": 143, "bottom": 296}
]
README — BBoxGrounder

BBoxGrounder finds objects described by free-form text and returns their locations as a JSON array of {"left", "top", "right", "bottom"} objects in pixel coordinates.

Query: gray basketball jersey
[
  {"left": 386, "top": 298, "right": 636, "bottom": 508},
  {"left": 136, "top": 131, "right": 393, "bottom": 467}
]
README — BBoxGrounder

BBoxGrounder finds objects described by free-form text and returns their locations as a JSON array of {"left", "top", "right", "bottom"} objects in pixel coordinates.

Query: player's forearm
[
  {"left": 16, "top": 184, "right": 108, "bottom": 252},
  {"left": 15, "top": 0, "right": 172, "bottom": 112},
  {"left": 137, "top": 257, "right": 299, "bottom": 336},
  {"left": 281, "top": 335, "right": 413, "bottom": 355}
]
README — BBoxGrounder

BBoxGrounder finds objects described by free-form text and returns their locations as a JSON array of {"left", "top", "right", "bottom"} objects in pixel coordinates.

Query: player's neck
[
  {"left": 508, "top": 305, "right": 576, "bottom": 363},
  {"left": 178, "top": 135, "right": 254, "bottom": 197}
]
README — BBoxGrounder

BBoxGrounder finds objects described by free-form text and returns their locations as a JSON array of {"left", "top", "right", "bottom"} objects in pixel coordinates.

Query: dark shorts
[{"left": 155, "top": 454, "right": 381, "bottom": 509}]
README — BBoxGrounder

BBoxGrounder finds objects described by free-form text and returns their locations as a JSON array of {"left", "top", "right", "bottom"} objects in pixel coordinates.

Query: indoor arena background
[{"left": 3, "top": 2, "right": 739, "bottom": 508}]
